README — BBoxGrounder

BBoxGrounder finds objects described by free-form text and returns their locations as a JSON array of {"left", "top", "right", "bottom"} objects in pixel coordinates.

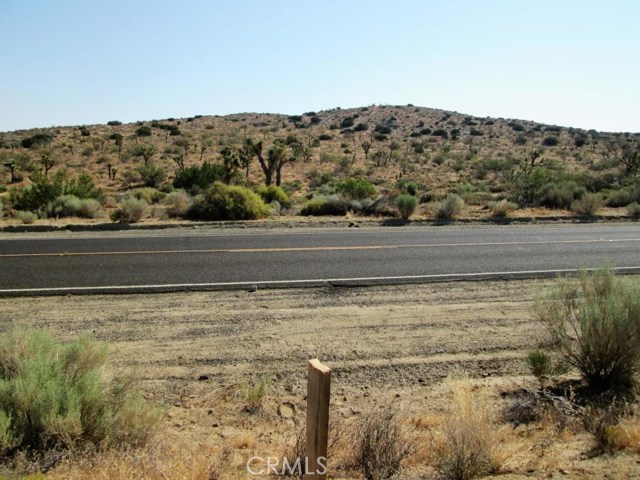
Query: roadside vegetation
[
  {"left": 1, "top": 105, "right": 638, "bottom": 225},
  {"left": 0, "top": 329, "right": 160, "bottom": 473}
]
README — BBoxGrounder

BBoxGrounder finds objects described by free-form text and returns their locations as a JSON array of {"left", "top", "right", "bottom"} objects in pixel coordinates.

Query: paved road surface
[{"left": 0, "top": 223, "right": 639, "bottom": 295}]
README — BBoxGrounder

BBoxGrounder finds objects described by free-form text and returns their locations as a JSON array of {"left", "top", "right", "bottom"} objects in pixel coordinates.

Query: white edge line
[{"left": 2, "top": 266, "right": 640, "bottom": 294}]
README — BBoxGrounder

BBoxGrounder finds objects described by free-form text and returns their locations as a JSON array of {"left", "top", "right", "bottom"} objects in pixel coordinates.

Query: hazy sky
[{"left": 1, "top": 0, "right": 638, "bottom": 132}]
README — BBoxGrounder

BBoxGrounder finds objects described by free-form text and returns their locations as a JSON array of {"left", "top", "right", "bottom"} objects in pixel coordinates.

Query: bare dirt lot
[{"left": 1, "top": 279, "right": 639, "bottom": 479}]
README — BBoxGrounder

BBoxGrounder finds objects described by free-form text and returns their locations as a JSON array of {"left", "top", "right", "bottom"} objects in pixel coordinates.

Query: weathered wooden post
[{"left": 305, "top": 359, "right": 331, "bottom": 480}]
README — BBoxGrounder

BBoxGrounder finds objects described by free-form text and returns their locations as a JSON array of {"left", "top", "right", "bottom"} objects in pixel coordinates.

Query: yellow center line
[{"left": 0, "top": 238, "right": 638, "bottom": 258}]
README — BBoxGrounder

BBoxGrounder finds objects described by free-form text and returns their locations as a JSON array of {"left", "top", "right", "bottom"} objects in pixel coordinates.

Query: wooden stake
[{"left": 305, "top": 359, "right": 331, "bottom": 480}]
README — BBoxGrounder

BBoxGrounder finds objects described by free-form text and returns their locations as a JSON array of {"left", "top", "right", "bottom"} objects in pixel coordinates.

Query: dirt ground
[{"left": 1, "top": 279, "right": 639, "bottom": 479}]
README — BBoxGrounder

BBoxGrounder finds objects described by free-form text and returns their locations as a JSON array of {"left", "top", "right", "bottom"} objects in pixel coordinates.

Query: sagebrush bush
[
  {"left": 188, "top": 182, "right": 270, "bottom": 221},
  {"left": 395, "top": 195, "right": 418, "bottom": 219},
  {"left": 110, "top": 196, "right": 148, "bottom": 223},
  {"left": 571, "top": 193, "right": 602, "bottom": 216},
  {"left": 0, "top": 329, "right": 160, "bottom": 458},
  {"left": 162, "top": 190, "right": 192, "bottom": 218},
  {"left": 434, "top": 194, "right": 465, "bottom": 219},
  {"left": 535, "top": 269, "right": 640, "bottom": 391},
  {"left": 257, "top": 185, "right": 290, "bottom": 207},
  {"left": 606, "top": 188, "right": 639, "bottom": 208},
  {"left": 46, "top": 195, "right": 103, "bottom": 219},
  {"left": 488, "top": 199, "right": 518, "bottom": 218},
  {"left": 355, "top": 408, "right": 412, "bottom": 480}
]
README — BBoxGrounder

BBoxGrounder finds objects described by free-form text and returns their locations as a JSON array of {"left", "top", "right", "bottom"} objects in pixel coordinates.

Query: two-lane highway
[{"left": 1, "top": 224, "right": 639, "bottom": 295}]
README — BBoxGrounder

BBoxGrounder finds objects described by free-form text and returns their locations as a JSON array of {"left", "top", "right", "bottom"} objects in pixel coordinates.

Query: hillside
[{"left": 1, "top": 105, "right": 639, "bottom": 223}]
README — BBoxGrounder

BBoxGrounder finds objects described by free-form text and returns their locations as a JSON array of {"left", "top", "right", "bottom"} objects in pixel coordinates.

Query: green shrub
[
  {"left": 0, "top": 198, "right": 3, "bottom": 219},
  {"left": 434, "top": 194, "right": 465, "bottom": 219},
  {"left": 64, "top": 173, "right": 102, "bottom": 200},
  {"left": 129, "top": 187, "right": 166, "bottom": 204},
  {"left": 138, "top": 163, "right": 167, "bottom": 188},
  {"left": 0, "top": 329, "right": 160, "bottom": 458},
  {"left": 395, "top": 195, "right": 418, "bottom": 219},
  {"left": 46, "top": 195, "right": 103, "bottom": 219},
  {"left": 11, "top": 171, "right": 101, "bottom": 213},
  {"left": 489, "top": 199, "right": 518, "bottom": 218},
  {"left": 539, "top": 181, "right": 585, "bottom": 209},
  {"left": 627, "top": 202, "right": 640, "bottom": 218},
  {"left": 173, "top": 162, "right": 226, "bottom": 192},
  {"left": 543, "top": 136, "right": 559, "bottom": 147},
  {"left": 188, "top": 182, "right": 270, "bottom": 221},
  {"left": 571, "top": 193, "right": 602, "bottom": 216},
  {"left": 16, "top": 211, "right": 37, "bottom": 224},
  {"left": 606, "top": 187, "right": 640, "bottom": 207},
  {"left": 301, "top": 197, "right": 346, "bottom": 216},
  {"left": 257, "top": 185, "right": 290, "bottom": 207},
  {"left": 336, "top": 178, "right": 377, "bottom": 200},
  {"left": 162, "top": 190, "right": 191, "bottom": 218},
  {"left": 110, "top": 196, "right": 148, "bottom": 223},
  {"left": 535, "top": 269, "right": 640, "bottom": 391},
  {"left": 10, "top": 170, "right": 66, "bottom": 212}
]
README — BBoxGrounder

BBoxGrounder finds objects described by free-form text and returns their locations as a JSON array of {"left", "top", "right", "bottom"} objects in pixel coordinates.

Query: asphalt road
[{"left": 0, "top": 223, "right": 639, "bottom": 295}]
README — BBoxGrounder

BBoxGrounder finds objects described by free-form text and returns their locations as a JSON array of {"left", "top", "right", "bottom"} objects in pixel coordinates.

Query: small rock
[
  {"left": 278, "top": 402, "right": 296, "bottom": 418},
  {"left": 198, "top": 374, "right": 211, "bottom": 381},
  {"left": 247, "top": 285, "right": 258, "bottom": 292},
  {"left": 351, "top": 407, "right": 361, "bottom": 415}
]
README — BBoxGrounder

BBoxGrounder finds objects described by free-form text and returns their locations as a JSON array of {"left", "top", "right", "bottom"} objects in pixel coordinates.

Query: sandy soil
[{"left": 1, "top": 279, "right": 638, "bottom": 479}]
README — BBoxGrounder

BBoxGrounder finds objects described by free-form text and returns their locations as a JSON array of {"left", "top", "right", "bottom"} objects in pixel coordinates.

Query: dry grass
[{"left": 431, "top": 377, "right": 505, "bottom": 480}]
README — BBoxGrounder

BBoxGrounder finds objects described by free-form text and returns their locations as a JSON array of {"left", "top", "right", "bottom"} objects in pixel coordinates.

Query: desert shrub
[
  {"left": 336, "top": 178, "right": 377, "bottom": 200},
  {"left": 162, "top": 190, "right": 191, "bottom": 218},
  {"left": 435, "top": 378, "right": 499, "bottom": 480},
  {"left": 396, "top": 179, "right": 421, "bottom": 196},
  {"left": 581, "top": 403, "right": 636, "bottom": 455},
  {"left": 395, "top": 195, "right": 418, "bottom": 219},
  {"left": 0, "top": 198, "right": 3, "bottom": 219},
  {"left": 16, "top": 211, "right": 37, "bottom": 224},
  {"left": 0, "top": 329, "right": 160, "bottom": 459},
  {"left": 46, "top": 194, "right": 103, "bottom": 219},
  {"left": 11, "top": 171, "right": 101, "bottom": 213},
  {"left": 539, "top": 181, "right": 585, "bottom": 209},
  {"left": 10, "top": 170, "right": 66, "bottom": 212},
  {"left": 300, "top": 195, "right": 383, "bottom": 217},
  {"left": 434, "top": 194, "right": 465, "bottom": 219},
  {"left": 627, "top": 202, "right": 640, "bottom": 218},
  {"left": 135, "top": 126, "right": 152, "bottom": 137},
  {"left": 510, "top": 166, "right": 558, "bottom": 207},
  {"left": 488, "top": 199, "right": 518, "bottom": 218},
  {"left": 173, "top": 162, "right": 226, "bottom": 193},
  {"left": 64, "top": 173, "right": 102, "bottom": 199},
  {"left": 138, "top": 163, "right": 167, "bottom": 188},
  {"left": 129, "top": 187, "right": 165, "bottom": 204},
  {"left": 300, "top": 196, "right": 349, "bottom": 216},
  {"left": 535, "top": 269, "right": 640, "bottom": 391},
  {"left": 571, "top": 193, "right": 602, "bottom": 216},
  {"left": 107, "top": 120, "right": 122, "bottom": 126},
  {"left": 543, "top": 136, "right": 559, "bottom": 147},
  {"left": 188, "top": 182, "right": 270, "bottom": 221},
  {"left": 110, "top": 196, "right": 148, "bottom": 223},
  {"left": 355, "top": 408, "right": 412, "bottom": 480},
  {"left": 606, "top": 187, "right": 640, "bottom": 207},
  {"left": 243, "top": 375, "right": 269, "bottom": 414},
  {"left": 257, "top": 185, "right": 290, "bottom": 207}
]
